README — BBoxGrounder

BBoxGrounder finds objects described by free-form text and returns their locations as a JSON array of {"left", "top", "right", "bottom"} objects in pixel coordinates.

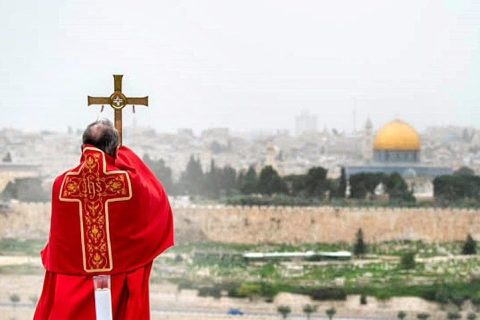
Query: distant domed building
[
  {"left": 373, "top": 119, "right": 421, "bottom": 163},
  {"left": 347, "top": 119, "right": 452, "bottom": 198}
]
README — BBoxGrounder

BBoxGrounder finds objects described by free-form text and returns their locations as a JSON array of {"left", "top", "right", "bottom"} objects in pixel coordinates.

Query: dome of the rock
[
  {"left": 373, "top": 119, "right": 421, "bottom": 163},
  {"left": 374, "top": 119, "right": 421, "bottom": 151}
]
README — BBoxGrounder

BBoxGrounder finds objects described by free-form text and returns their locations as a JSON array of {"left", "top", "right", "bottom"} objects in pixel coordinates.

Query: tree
[
  {"left": 1, "top": 177, "right": 49, "bottom": 202},
  {"left": 179, "top": 155, "right": 204, "bottom": 196},
  {"left": 447, "top": 312, "right": 462, "bottom": 320},
  {"left": 435, "top": 287, "right": 450, "bottom": 308},
  {"left": 349, "top": 173, "right": 385, "bottom": 199},
  {"left": 433, "top": 175, "right": 480, "bottom": 203},
  {"left": 10, "top": 293, "right": 20, "bottom": 306},
  {"left": 143, "top": 154, "right": 176, "bottom": 194},
  {"left": 284, "top": 174, "right": 307, "bottom": 197},
  {"left": 467, "top": 313, "right": 477, "bottom": 320},
  {"left": 258, "top": 166, "right": 287, "bottom": 195},
  {"left": 400, "top": 252, "right": 416, "bottom": 270},
  {"left": 333, "top": 167, "right": 347, "bottom": 198},
  {"left": 397, "top": 311, "right": 407, "bottom": 320},
  {"left": 303, "top": 304, "right": 317, "bottom": 319},
  {"left": 240, "top": 166, "right": 258, "bottom": 194},
  {"left": 450, "top": 295, "right": 465, "bottom": 311},
  {"left": 277, "top": 305, "right": 291, "bottom": 319},
  {"left": 454, "top": 166, "right": 475, "bottom": 176},
  {"left": 472, "top": 296, "right": 480, "bottom": 312},
  {"left": 325, "top": 307, "right": 336, "bottom": 320},
  {"left": 204, "top": 159, "right": 220, "bottom": 198},
  {"left": 416, "top": 313, "right": 430, "bottom": 320},
  {"left": 2, "top": 152, "right": 12, "bottom": 163},
  {"left": 237, "top": 283, "right": 262, "bottom": 301},
  {"left": 462, "top": 234, "right": 477, "bottom": 255},
  {"left": 385, "top": 173, "right": 415, "bottom": 202},
  {"left": 219, "top": 166, "right": 237, "bottom": 196},
  {"left": 353, "top": 228, "right": 367, "bottom": 257},
  {"left": 304, "top": 167, "right": 329, "bottom": 199}
]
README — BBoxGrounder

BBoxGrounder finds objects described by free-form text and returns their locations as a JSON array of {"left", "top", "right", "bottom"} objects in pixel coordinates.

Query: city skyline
[{"left": 1, "top": 1, "right": 479, "bottom": 133}]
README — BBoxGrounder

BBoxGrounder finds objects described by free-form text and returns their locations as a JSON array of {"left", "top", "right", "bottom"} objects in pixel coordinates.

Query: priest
[{"left": 34, "top": 119, "right": 174, "bottom": 319}]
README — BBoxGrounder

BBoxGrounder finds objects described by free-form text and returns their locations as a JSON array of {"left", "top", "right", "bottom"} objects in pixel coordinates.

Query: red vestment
[{"left": 34, "top": 145, "right": 174, "bottom": 320}]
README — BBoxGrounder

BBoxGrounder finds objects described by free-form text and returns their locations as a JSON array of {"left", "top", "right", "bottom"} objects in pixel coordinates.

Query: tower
[{"left": 362, "top": 118, "right": 373, "bottom": 162}]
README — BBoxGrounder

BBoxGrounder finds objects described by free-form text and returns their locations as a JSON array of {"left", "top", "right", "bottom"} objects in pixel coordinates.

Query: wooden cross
[
  {"left": 88, "top": 75, "right": 148, "bottom": 144},
  {"left": 59, "top": 147, "right": 132, "bottom": 272}
]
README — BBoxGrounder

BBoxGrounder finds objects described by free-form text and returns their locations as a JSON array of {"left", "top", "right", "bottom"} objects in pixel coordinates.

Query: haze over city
[{"left": 1, "top": 0, "right": 480, "bottom": 133}]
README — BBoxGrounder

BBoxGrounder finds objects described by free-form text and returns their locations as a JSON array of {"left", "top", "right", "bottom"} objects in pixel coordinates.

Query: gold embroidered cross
[
  {"left": 88, "top": 75, "right": 148, "bottom": 144},
  {"left": 60, "top": 147, "right": 132, "bottom": 272}
]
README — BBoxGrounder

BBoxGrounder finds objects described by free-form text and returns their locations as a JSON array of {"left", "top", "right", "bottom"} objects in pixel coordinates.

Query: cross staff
[{"left": 88, "top": 75, "right": 148, "bottom": 144}]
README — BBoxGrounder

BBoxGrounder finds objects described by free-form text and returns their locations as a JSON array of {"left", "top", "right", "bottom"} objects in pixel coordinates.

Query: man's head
[{"left": 82, "top": 119, "right": 119, "bottom": 157}]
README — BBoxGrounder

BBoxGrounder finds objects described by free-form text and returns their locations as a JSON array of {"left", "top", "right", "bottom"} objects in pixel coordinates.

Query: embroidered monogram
[{"left": 59, "top": 147, "right": 132, "bottom": 272}]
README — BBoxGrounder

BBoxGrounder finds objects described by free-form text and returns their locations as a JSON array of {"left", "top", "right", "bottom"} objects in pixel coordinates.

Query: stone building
[{"left": 347, "top": 119, "right": 453, "bottom": 198}]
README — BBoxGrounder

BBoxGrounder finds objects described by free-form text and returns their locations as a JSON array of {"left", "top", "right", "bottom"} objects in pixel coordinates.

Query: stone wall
[
  {"left": 174, "top": 205, "right": 480, "bottom": 244},
  {"left": 0, "top": 202, "right": 50, "bottom": 239},
  {"left": 2, "top": 203, "right": 480, "bottom": 244}
]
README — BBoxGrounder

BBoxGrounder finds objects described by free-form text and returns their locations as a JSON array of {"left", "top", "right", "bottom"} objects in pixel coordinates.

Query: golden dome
[{"left": 373, "top": 119, "right": 421, "bottom": 151}]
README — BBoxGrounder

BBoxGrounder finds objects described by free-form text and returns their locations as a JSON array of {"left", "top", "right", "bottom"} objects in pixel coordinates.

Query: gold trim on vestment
[{"left": 59, "top": 147, "right": 132, "bottom": 273}]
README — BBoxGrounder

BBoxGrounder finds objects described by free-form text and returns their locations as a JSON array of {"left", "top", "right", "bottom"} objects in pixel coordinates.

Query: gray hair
[{"left": 82, "top": 119, "right": 119, "bottom": 157}]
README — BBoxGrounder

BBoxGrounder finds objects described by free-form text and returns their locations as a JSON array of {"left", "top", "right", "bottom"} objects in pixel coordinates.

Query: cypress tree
[
  {"left": 462, "top": 234, "right": 477, "bottom": 255},
  {"left": 353, "top": 228, "right": 367, "bottom": 257}
]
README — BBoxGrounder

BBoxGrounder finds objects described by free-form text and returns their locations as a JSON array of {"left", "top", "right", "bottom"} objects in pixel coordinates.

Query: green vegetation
[
  {"left": 4, "top": 238, "right": 480, "bottom": 309},
  {"left": 1, "top": 177, "right": 49, "bottom": 202},
  {"left": 325, "top": 307, "right": 336, "bottom": 320},
  {"left": 400, "top": 252, "right": 416, "bottom": 270},
  {"left": 397, "top": 311, "right": 407, "bottom": 319},
  {"left": 9, "top": 293, "right": 20, "bottom": 304},
  {"left": 145, "top": 153, "right": 480, "bottom": 208},
  {"left": 353, "top": 228, "right": 367, "bottom": 257},
  {"left": 0, "top": 238, "right": 45, "bottom": 256},
  {"left": 433, "top": 173, "right": 480, "bottom": 206},
  {"left": 463, "top": 234, "right": 477, "bottom": 255},
  {"left": 303, "top": 304, "right": 317, "bottom": 319},
  {"left": 152, "top": 240, "right": 480, "bottom": 308},
  {"left": 447, "top": 311, "right": 461, "bottom": 320},
  {"left": 277, "top": 305, "right": 291, "bottom": 319},
  {"left": 468, "top": 313, "right": 478, "bottom": 320},
  {"left": 349, "top": 172, "right": 414, "bottom": 203}
]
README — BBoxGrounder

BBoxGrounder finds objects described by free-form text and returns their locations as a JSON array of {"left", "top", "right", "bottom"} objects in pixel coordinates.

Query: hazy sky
[{"left": 1, "top": 0, "right": 479, "bottom": 133}]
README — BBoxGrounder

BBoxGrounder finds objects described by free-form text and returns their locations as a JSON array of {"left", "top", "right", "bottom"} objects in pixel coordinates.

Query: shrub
[
  {"left": 400, "top": 252, "right": 416, "bottom": 270},
  {"left": 360, "top": 294, "right": 367, "bottom": 305},
  {"left": 326, "top": 307, "right": 336, "bottom": 320},
  {"left": 303, "top": 304, "right": 317, "bottom": 319},
  {"left": 447, "top": 311, "right": 461, "bottom": 320},
  {"left": 277, "top": 305, "right": 291, "bottom": 319},
  {"left": 198, "top": 286, "right": 222, "bottom": 299},
  {"left": 353, "top": 228, "right": 367, "bottom": 257},
  {"left": 236, "top": 283, "right": 262, "bottom": 298},
  {"left": 9, "top": 294, "right": 20, "bottom": 304},
  {"left": 462, "top": 234, "right": 477, "bottom": 255},
  {"left": 450, "top": 294, "right": 465, "bottom": 311},
  {"left": 310, "top": 288, "right": 347, "bottom": 301},
  {"left": 467, "top": 313, "right": 477, "bottom": 320},
  {"left": 472, "top": 296, "right": 480, "bottom": 312}
]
